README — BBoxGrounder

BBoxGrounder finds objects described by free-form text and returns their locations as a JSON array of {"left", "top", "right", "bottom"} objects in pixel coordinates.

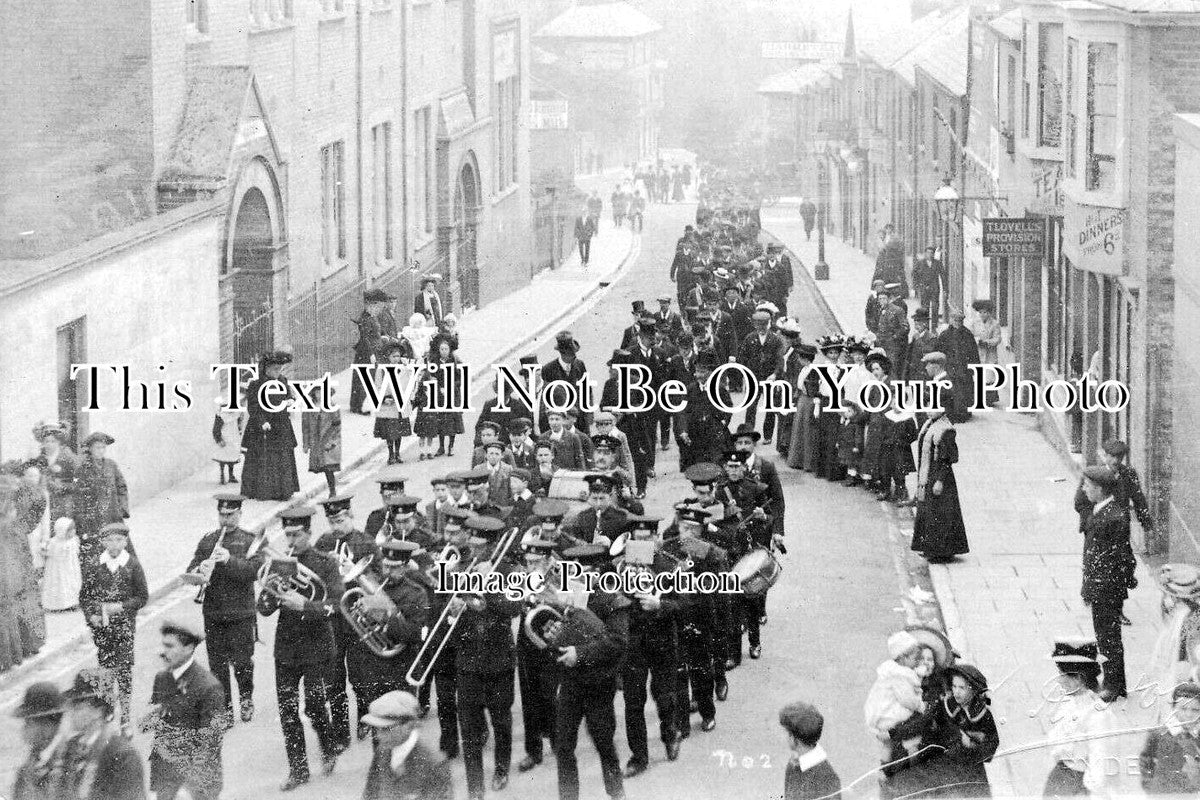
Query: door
[{"left": 57, "top": 318, "right": 87, "bottom": 451}]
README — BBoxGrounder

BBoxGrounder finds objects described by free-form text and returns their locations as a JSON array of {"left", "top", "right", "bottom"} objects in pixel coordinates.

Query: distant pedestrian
[
  {"left": 1077, "top": 465, "right": 1133, "bottom": 701},
  {"left": 574, "top": 207, "right": 596, "bottom": 267},
  {"left": 912, "top": 247, "right": 947, "bottom": 329},
  {"left": 0, "top": 474, "right": 47, "bottom": 672},
  {"left": 672, "top": 168, "right": 685, "bottom": 202},
  {"left": 971, "top": 300, "right": 1001, "bottom": 364},
  {"left": 1099, "top": 439, "right": 1155, "bottom": 543},
  {"left": 302, "top": 383, "right": 343, "bottom": 494},
  {"left": 587, "top": 191, "right": 603, "bottom": 232},
  {"left": 611, "top": 184, "right": 627, "bottom": 228},
  {"left": 911, "top": 396, "right": 969, "bottom": 562},
  {"left": 30, "top": 422, "right": 77, "bottom": 523},
  {"left": 935, "top": 310, "right": 979, "bottom": 423},
  {"left": 80, "top": 523, "right": 147, "bottom": 732},
  {"left": 872, "top": 226, "right": 908, "bottom": 299},
  {"left": 413, "top": 336, "right": 464, "bottom": 459},
  {"left": 779, "top": 701, "right": 841, "bottom": 800},
  {"left": 73, "top": 432, "right": 129, "bottom": 566},
  {"left": 351, "top": 289, "right": 389, "bottom": 415},
  {"left": 414, "top": 275, "right": 446, "bottom": 327},
  {"left": 241, "top": 351, "right": 300, "bottom": 501},
  {"left": 630, "top": 190, "right": 645, "bottom": 232},
  {"left": 11, "top": 681, "right": 66, "bottom": 800},
  {"left": 799, "top": 198, "right": 817, "bottom": 241}
]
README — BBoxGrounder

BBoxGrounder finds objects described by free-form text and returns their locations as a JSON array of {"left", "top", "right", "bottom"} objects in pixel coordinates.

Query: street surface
[{"left": 0, "top": 196, "right": 914, "bottom": 800}]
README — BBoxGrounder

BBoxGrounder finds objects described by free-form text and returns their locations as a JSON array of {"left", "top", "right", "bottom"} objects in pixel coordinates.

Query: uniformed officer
[
  {"left": 382, "top": 495, "right": 436, "bottom": 551},
  {"left": 424, "top": 504, "right": 471, "bottom": 757},
  {"left": 561, "top": 474, "right": 631, "bottom": 546},
  {"left": 185, "top": 494, "right": 263, "bottom": 724},
  {"left": 619, "top": 516, "right": 682, "bottom": 778},
  {"left": 591, "top": 434, "right": 641, "bottom": 514},
  {"left": 364, "top": 466, "right": 411, "bottom": 543},
  {"left": 516, "top": 536, "right": 561, "bottom": 773},
  {"left": 662, "top": 505, "right": 725, "bottom": 734},
  {"left": 465, "top": 465, "right": 508, "bottom": 520},
  {"left": 344, "top": 538, "right": 431, "bottom": 740},
  {"left": 717, "top": 451, "right": 770, "bottom": 663},
  {"left": 455, "top": 515, "right": 523, "bottom": 799},
  {"left": 554, "top": 544, "right": 631, "bottom": 800},
  {"left": 256, "top": 507, "right": 345, "bottom": 791}
]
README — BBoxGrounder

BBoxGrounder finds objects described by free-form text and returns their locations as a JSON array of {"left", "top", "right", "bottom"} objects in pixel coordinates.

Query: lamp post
[
  {"left": 814, "top": 159, "right": 829, "bottom": 280},
  {"left": 933, "top": 175, "right": 960, "bottom": 308}
]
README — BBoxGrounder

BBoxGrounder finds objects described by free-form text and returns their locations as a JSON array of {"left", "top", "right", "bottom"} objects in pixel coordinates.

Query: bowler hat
[
  {"left": 554, "top": 332, "right": 580, "bottom": 354},
  {"left": 14, "top": 682, "right": 65, "bottom": 719}
]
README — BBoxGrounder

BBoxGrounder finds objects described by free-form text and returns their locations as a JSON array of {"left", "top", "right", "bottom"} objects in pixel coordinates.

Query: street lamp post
[
  {"left": 814, "top": 160, "right": 829, "bottom": 280},
  {"left": 934, "top": 176, "right": 960, "bottom": 301}
]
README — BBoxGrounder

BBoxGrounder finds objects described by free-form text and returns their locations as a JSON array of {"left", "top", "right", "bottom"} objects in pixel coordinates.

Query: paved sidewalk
[
  {"left": 765, "top": 210, "right": 1166, "bottom": 797},
  {"left": 0, "top": 218, "right": 637, "bottom": 693}
]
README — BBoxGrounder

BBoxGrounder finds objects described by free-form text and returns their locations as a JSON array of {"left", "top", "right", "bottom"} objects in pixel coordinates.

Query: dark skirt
[
  {"left": 787, "top": 396, "right": 816, "bottom": 471},
  {"left": 911, "top": 472, "right": 969, "bottom": 558},
  {"left": 374, "top": 416, "right": 412, "bottom": 441},
  {"left": 241, "top": 445, "right": 300, "bottom": 501},
  {"left": 414, "top": 411, "right": 464, "bottom": 438},
  {"left": 1042, "top": 762, "right": 1087, "bottom": 797}
]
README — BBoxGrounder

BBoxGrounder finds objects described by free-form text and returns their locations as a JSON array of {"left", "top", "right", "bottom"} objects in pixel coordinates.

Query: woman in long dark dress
[
  {"left": 413, "top": 336, "right": 464, "bottom": 459},
  {"left": 911, "top": 400, "right": 969, "bottom": 562},
  {"left": 240, "top": 351, "right": 301, "bottom": 501},
  {"left": 0, "top": 475, "right": 46, "bottom": 672}
]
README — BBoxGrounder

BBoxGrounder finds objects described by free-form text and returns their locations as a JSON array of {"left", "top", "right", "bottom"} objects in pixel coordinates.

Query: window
[
  {"left": 250, "top": 0, "right": 291, "bottom": 27},
  {"left": 1006, "top": 55, "right": 1017, "bottom": 133},
  {"left": 1037, "top": 23, "right": 1063, "bottom": 148},
  {"left": 186, "top": 0, "right": 208, "bottom": 33},
  {"left": 495, "top": 76, "right": 518, "bottom": 191},
  {"left": 414, "top": 106, "right": 432, "bottom": 234},
  {"left": 1021, "top": 22, "right": 1031, "bottom": 138},
  {"left": 321, "top": 141, "right": 346, "bottom": 264},
  {"left": 372, "top": 123, "right": 393, "bottom": 261},
  {"left": 321, "top": 0, "right": 345, "bottom": 13},
  {"left": 1065, "top": 38, "right": 1078, "bottom": 178},
  {"left": 1086, "top": 42, "right": 1118, "bottom": 192}
]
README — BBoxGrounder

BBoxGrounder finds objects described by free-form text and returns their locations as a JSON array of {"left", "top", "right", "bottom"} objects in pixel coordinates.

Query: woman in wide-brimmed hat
[
  {"left": 30, "top": 422, "right": 77, "bottom": 523},
  {"left": 73, "top": 431, "right": 129, "bottom": 566},
  {"left": 1042, "top": 638, "right": 1115, "bottom": 797}
]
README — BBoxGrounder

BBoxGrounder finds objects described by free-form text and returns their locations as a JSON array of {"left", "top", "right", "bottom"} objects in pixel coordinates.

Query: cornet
[{"left": 257, "top": 545, "right": 328, "bottom": 603}]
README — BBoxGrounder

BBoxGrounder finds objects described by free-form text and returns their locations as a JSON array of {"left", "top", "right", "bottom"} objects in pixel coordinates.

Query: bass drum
[{"left": 730, "top": 548, "right": 782, "bottom": 597}]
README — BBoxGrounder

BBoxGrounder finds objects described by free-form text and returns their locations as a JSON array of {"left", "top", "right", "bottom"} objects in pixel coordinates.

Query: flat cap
[
  {"left": 362, "top": 691, "right": 421, "bottom": 728},
  {"left": 1082, "top": 466, "right": 1119, "bottom": 492},
  {"left": 161, "top": 618, "right": 204, "bottom": 645},
  {"left": 510, "top": 467, "right": 532, "bottom": 483},
  {"left": 100, "top": 522, "right": 130, "bottom": 538},
  {"left": 922, "top": 351, "right": 947, "bottom": 364},
  {"left": 477, "top": 420, "right": 502, "bottom": 434},
  {"left": 778, "top": 701, "right": 824, "bottom": 741}
]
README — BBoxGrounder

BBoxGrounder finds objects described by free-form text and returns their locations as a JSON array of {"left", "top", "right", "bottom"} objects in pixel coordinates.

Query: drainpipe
[
  {"left": 400, "top": 0, "right": 409, "bottom": 274},
  {"left": 356, "top": 0, "right": 365, "bottom": 279}
]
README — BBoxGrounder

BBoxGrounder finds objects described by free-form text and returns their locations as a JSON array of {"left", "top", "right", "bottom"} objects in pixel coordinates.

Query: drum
[
  {"left": 730, "top": 548, "right": 782, "bottom": 597},
  {"left": 547, "top": 470, "right": 592, "bottom": 501}
]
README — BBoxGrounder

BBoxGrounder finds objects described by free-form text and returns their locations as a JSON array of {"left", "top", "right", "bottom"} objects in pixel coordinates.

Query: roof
[
  {"left": 159, "top": 67, "right": 253, "bottom": 187},
  {"left": 756, "top": 63, "right": 838, "bottom": 96},
  {"left": 988, "top": 8, "right": 1023, "bottom": 40},
  {"left": 535, "top": 2, "right": 662, "bottom": 39},
  {"left": 1090, "top": 0, "right": 1200, "bottom": 10},
  {"left": 894, "top": 6, "right": 971, "bottom": 95},
  {"left": 859, "top": 9, "right": 956, "bottom": 70}
]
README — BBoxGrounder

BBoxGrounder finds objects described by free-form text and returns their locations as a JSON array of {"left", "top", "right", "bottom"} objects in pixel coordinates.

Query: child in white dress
[{"left": 41, "top": 517, "right": 82, "bottom": 611}]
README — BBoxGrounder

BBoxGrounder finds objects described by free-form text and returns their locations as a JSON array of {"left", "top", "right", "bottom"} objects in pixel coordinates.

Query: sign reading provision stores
[{"left": 981, "top": 217, "right": 1047, "bottom": 258}]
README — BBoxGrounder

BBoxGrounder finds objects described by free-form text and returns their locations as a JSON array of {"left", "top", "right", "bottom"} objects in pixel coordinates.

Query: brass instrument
[
  {"left": 256, "top": 545, "right": 328, "bottom": 603},
  {"left": 338, "top": 556, "right": 408, "bottom": 658},
  {"left": 522, "top": 601, "right": 607, "bottom": 650},
  {"left": 405, "top": 524, "right": 523, "bottom": 687},
  {"left": 187, "top": 526, "right": 229, "bottom": 604},
  {"left": 425, "top": 543, "right": 462, "bottom": 581}
]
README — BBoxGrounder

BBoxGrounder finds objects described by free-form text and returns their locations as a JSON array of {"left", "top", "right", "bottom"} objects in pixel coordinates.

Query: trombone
[{"left": 405, "top": 524, "right": 523, "bottom": 687}]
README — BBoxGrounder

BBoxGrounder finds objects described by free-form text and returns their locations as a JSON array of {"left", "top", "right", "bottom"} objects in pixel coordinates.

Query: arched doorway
[
  {"left": 454, "top": 156, "right": 481, "bottom": 309},
  {"left": 224, "top": 155, "right": 284, "bottom": 367}
]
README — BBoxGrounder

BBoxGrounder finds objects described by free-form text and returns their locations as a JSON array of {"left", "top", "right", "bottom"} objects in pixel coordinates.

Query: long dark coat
[
  {"left": 148, "top": 661, "right": 226, "bottom": 798},
  {"left": 676, "top": 379, "right": 732, "bottom": 469},
  {"left": 911, "top": 416, "right": 969, "bottom": 558},
  {"left": 240, "top": 375, "right": 300, "bottom": 501},
  {"left": 935, "top": 326, "right": 980, "bottom": 422}
]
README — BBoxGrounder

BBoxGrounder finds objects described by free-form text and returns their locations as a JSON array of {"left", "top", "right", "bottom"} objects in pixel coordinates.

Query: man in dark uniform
[
  {"left": 186, "top": 494, "right": 263, "bottom": 724},
  {"left": 454, "top": 515, "right": 523, "bottom": 799},
  {"left": 508, "top": 418, "right": 539, "bottom": 474},
  {"left": 256, "top": 507, "right": 345, "bottom": 791},
  {"left": 655, "top": 295, "right": 684, "bottom": 339},
  {"left": 1078, "top": 466, "right": 1135, "bottom": 701},
  {"left": 662, "top": 505, "right": 727, "bottom": 734},
  {"left": 516, "top": 535, "right": 561, "bottom": 774},
  {"left": 351, "top": 289, "right": 391, "bottom": 415},
  {"left": 737, "top": 310, "right": 783, "bottom": 437},
  {"left": 553, "top": 544, "right": 630, "bottom": 800},
  {"left": 619, "top": 517, "right": 682, "bottom": 778},
  {"left": 363, "top": 467, "right": 416, "bottom": 543},
  {"left": 381, "top": 495, "right": 437, "bottom": 551},
  {"left": 315, "top": 494, "right": 380, "bottom": 747},
  {"left": 423, "top": 506, "right": 472, "bottom": 757},
  {"left": 145, "top": 619, "right": 226, "bottom": 800},
  {"left": 627, "top": 318, "right": 668, "bottom": 489},
  {"left": 717, "top": 451, "right": 770, "bottom": 663},
  {"left": 561, "top": 474, "right": 630, "bottom": 546},
  {"left": 676, "top": 351, "right": 733, "bottom": 470},
  {"left": 344, "top": 539, "right": 431, "bottom": 739}
]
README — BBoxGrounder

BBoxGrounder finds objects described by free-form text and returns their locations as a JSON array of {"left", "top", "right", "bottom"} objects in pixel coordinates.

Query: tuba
[
  {"left": 405, "top": 524, "right": 523, "bottom": 687},
  {"left": 256, "top": 545, "right": 328, "bottom": 603},
  {"left": 338, "top": 558, "right": 408, "bottom": 658}
]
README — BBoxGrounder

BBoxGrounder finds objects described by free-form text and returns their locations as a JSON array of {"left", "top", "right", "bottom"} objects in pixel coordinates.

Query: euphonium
[
  {"left": 257, "top": 545, "right": 328, "bottom": 603},
  {"left": 338, "top": 559, "right": 407, "bottom": 658},
  {"left": 424, "top": 543, "right": 462, "bottom": 581}
]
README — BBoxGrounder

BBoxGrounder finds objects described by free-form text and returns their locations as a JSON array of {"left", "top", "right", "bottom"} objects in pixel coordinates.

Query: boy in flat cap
[
  {"left": 361, "top": 692, "right": 452, "bottom": 800},
  {"left": 780, "top": 701, "right": 841, "bottom": 800},
  {"left": 186, "top": 494, "right": 263, "bottom": 723},
  {"left": 74, "top": 432, "right": 130, "bottom": 565},
  {"left": 145, "top": 619, "right": 226, "bottom": 800},
  {"left": 1078, "top": 466, "right": 1135, "bottom": 701},
  {"left": 482, "top": 440, "right": 515, "bottom": 506},
  {"left": 471, "top": 421, "right": 515, "bottom": 468},
  {"left": 80, "top": 522, "right": 147, "bottom": 731}
]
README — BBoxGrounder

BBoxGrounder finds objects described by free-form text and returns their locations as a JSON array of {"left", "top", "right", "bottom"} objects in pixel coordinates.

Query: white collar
[
  {"left": 489, "top": 462, "right": 501, "bottom": 472},
  {"left": 744, "top": 453, "right": 757, "bottom": 468},
  {"left": 171, "top": 655, "right": 195, "bottom": 682},
  {"left": 758, "top": 332, "right": 768, "bottom": 342},
  {"left": 796, "top": 745, "right": 828, "bottom": 772},
  {"left": 99, "top": 550, "right": 130, "bottom": 572},
  {"left": 1094, "top": 496, "right": 1115, "bottom": 513},
  {"left": 518, "top": 489, "right": 533, "bottom": 500},
  {"left": 557, "top": 358, "right": 573, "bottom": 372}
]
